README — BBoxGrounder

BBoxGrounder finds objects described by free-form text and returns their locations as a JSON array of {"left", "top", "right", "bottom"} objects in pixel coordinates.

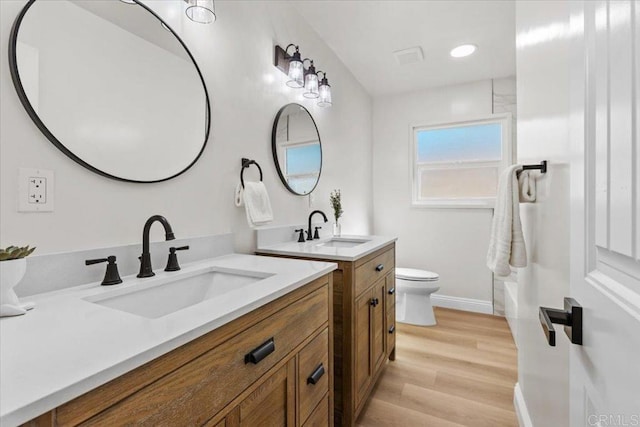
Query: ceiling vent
[{"left": 393, "top": 46, "right": 424, "bottom": 65}]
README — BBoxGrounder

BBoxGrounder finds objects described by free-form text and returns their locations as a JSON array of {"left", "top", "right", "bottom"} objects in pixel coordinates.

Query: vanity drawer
[
  {"left": 386, "top": 310, "right": 396, "bottom": 356},
  {"left": 354, "top": 247, "right": 395, "bottom": 296},
  {"left": 79, "top": 285, "right": 329, "bottom": 426},
  {"left": 298, "top": 328, "right": 330, "bottom": 424},
  {"left": 303, "top": 393, "right": 329, "bottom": 427},
  {"left": 385, "top": 272, "right": 396, "bottom": 312}
]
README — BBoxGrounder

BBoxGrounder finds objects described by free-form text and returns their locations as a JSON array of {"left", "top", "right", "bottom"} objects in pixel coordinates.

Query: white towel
[
  {"left": 487, "top": 165, "right": 527, "bottom": 276},
  {"left": 518, "top": 170, "right": 536, "bottom": 203},
  {"left": 243, "top": 181, "right": 273, "bottom": 227},
  {"left": 234, "top": 182, "right": 244, "bottom": 207}
]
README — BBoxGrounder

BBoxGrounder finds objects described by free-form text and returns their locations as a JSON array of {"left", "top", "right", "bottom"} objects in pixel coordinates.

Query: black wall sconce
[{"left": 274, "top": 44, "right": 333, "bottom": 107}]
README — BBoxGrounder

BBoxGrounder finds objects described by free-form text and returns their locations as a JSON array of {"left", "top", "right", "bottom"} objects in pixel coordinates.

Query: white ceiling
[{"left": 293, "top": 1, "right": 516, "bottom": 97}]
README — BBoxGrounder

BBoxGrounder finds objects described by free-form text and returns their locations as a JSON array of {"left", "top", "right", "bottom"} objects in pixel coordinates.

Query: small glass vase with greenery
[{"left": 329, "top": 189, "right": 343, "bottom": 237}]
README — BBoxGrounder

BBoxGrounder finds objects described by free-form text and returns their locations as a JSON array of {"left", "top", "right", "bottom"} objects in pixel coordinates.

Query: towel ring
[{"left": 241, "top": 158, "right": 263, "bottom": 188}]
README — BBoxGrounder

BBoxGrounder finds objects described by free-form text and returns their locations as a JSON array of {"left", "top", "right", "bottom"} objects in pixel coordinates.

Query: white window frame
[
  {"left": 410, "top": 114, "right": 513, "bottom": 209},
  {"left": 280, "top": 140, "right": 321, "bottom": 188}
]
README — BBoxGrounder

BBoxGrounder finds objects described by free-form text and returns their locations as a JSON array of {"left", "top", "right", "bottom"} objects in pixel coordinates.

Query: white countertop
[
  {"left": 0, "top": 254, "right": 337, "bottom": 427},
  {"left": 256, "top": 235, "right": 397, "bottom": 262}
]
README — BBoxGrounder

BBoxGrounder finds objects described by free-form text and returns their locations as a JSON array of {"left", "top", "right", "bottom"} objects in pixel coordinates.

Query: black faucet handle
[
  {"left": 314, "top": 226, "right": 322, "bottom": 240},
  {"left": 166, "top": 246, "right": 189, "bottom": 272},
  {"left": 85, "top": 257, "right": 109, "bottom": 265},
  {"left": 85, "top": 256, "right": 122, "bottom": 286},
  {"left": 295, "top": 229, "right": 305, "bottom": 243}
]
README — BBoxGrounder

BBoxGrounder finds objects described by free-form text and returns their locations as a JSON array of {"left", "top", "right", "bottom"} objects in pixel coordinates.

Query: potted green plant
[
  {"left": 1, "top": 245, "right": 36, "bottom": 317},
  {"left": 329, "top": 189, "right": 344, "bottom": 237}
]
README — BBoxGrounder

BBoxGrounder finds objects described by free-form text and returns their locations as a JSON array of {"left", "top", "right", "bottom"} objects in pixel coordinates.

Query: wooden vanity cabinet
[
  {"left": 257, "top": 243, "right": 396, "bottom": 427},
  {"left": 21, "top": 274, "right": 333, "bottom": 427}
]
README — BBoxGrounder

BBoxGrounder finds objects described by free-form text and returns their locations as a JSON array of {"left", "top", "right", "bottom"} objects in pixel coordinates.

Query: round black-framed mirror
[
  {"left": 9, "top": 0, "right": 211, "bottom": 183},
  {"left": 271, "top": 103, "right": 322, "bottom": 196}
]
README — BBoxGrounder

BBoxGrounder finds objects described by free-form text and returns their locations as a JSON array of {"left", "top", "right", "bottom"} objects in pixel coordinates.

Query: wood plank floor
[{"left": 356, "top": 307, "right": 518, "bottom": 427}]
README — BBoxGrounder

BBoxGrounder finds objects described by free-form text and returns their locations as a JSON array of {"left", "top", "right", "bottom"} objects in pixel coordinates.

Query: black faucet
[
  {"left": 138, "top": 215, "right": 175, "bottom": 278},
  {"left": 307, "top": 210, "right": 328, "bottom": 240}
]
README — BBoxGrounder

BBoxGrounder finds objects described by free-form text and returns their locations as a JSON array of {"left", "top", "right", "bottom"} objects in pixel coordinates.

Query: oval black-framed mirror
[
  {"left": 271, "top": 103, "right": 322, "bottom": 195},
  {"left": 9, "top": 0, "right": 211, "bottom": 183}
]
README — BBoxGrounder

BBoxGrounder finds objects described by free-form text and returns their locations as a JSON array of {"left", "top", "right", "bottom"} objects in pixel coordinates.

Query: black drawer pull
[
  {"left": 389, "top": 325, "right": 395, "bottom": 334},
  {"left": 244, "top": 338, "right": 275, "bottom": 364},
  {"left": 388, "top": 287, "right": 395, "bottom": 295},
  {"left": 375, "top": 264, "right": 384, "bottom": 272},
  {"left": 307, "top": 363, "right": 325, "bottom": 385}
]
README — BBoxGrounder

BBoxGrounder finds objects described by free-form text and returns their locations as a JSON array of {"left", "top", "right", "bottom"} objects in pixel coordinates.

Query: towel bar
[
  {"left": 240, "top": 158, "right": 263, "bottom": 188},
  {"left": 517, "top": 160, "right": 547, "bottom": 177}
]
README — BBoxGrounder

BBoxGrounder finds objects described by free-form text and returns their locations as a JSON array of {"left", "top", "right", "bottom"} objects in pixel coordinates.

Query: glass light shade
[
  {"left": 318, "top": 83, "right": 332, "bottom": 107},
  {"left": 185, "top": 0, "right": 216, "bottom": 24},
  {"left": 303, "top": 73, "right": 319, "bottom": 99},
  {"left": 286, "top": 60, "right": 304, "bottom": 88}
]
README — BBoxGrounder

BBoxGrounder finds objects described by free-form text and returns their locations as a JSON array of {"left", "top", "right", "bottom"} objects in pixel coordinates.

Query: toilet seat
[{"left": 395, "top": 268, "right": 439, "bottom": 282}]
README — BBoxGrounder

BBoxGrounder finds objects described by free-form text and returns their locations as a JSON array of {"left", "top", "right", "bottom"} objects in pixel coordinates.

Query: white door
[{"left": 569, "top": 0, "right": 640, "bottom": 425}]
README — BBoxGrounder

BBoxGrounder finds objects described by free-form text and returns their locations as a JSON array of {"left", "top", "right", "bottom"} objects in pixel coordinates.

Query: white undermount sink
[
  {"left": 84, "top": 268, "right": 273, "bottom": 319},
  {"left": 315, "top": 238, "right": 371, "bottom": 248}
]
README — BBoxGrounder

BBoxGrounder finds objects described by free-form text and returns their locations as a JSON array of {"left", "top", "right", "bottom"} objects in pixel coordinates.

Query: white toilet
[{"left": 395, "top": 268, "right": 440, "bottom": 326}]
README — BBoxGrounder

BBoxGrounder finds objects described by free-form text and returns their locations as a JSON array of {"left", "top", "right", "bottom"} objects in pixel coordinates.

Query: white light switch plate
[{"left": 18, "top": 168, "right": 54, "bottom": 212}]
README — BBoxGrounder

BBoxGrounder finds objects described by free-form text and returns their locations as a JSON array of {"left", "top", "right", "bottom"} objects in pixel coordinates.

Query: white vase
[{"left": 0, "top": 258, "right": 34, "bottom": 317}]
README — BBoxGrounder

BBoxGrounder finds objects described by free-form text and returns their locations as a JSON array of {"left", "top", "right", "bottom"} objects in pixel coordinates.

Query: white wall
[
  {"left": 0, "top": 0, "right": 373, "bottom": 257},
  {"left": 372, "top": 79, "right": 501, "bottom": 305},
  {"left": 514, "top": 1, "right": 571, "bottom": 426}
]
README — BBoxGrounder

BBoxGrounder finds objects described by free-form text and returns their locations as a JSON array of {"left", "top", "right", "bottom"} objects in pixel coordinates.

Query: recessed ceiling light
[{"left": 450, "top": 44, "right": 477, "bottom": 58}]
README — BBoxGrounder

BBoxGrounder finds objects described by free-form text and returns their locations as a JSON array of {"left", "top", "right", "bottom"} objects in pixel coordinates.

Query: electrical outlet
[{"left": 18, "top": 168, "right": 54, "bottom": 212}]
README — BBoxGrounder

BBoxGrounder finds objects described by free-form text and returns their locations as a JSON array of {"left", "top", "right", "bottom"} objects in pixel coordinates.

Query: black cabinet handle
[
  {"left": 307, "top": 363, "right": 325, "bottom": 385},
  {"left": 375, "top": 264, "right": 384, "bottom": 272},
  {"left": 388, "top": 287, "right": 395, "bottom": 295},
  {"left": 244, "top": 338, "right": 275, "bottom": 364},
  {"left": 389, "top": 325, "right": 395, "bottom": 334},
  {"left": 370, "top": 298, "right": 379, "bottom": 307},
  {"left": 539, "top": 298, "right": 582, "bottom": 347}
]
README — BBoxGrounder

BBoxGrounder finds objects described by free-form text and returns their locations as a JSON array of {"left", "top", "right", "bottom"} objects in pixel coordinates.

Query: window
[
  {"left": 411, "top": 115, "right": 512, "bottom": 208},
  {"left": 284, "top": 143, "right": 321, "bottom": 194}
]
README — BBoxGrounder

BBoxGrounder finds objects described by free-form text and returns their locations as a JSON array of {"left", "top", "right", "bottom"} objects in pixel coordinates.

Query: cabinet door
[
  {"left": 354, "top": 290, "right": 372, "bottom": 407},
  {"left": 371, "top": 278, "right": 386, "bottom": 373},
  {"left": 227, "top": 359, "right": 296, "bottom": 427}
]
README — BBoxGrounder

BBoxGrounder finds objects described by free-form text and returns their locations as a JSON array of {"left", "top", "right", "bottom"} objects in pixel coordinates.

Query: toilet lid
[{"left": 396, "top": 268, "right": 439, "bottom": 282}]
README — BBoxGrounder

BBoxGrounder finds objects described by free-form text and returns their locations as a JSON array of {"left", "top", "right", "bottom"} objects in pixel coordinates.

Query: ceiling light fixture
[
  {"left": 450, "top": 44, "right": 477, "bottom": 58},
  {"left": 184, "top": 0, "right": 216, "bottom": 24},
  {"left": 119, "top": 0, "right": 137, "bottom": 4},
  {"left": 274, "top": 44, "right": 333, "bottom": 107}
]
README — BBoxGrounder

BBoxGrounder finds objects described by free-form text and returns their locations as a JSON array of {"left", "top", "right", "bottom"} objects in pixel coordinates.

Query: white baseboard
[
  {"left": 514, "top": 383, "right": 533, "bottom": 427},
  {"left": 431, "top": 294, "right": 493, "bottom": 314}
]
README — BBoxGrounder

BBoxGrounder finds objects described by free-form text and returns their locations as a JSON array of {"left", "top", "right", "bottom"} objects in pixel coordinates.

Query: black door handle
[
  {"left": 388, "top": 287, "right": 395, "bottom": 295},
  {"left": 244, "top": 338, "right": 275, "bottom": 364},
  {"left": 307, "top": 363, "right": 325, "bottom": 385},
  {"left": 375, "top": 264, "right": 384, "bottom": 272},
  {"left": 539, "top": 298, "right": 582, "bottom": 346},
  {"left": 388, "top": 325, "right": 395, "bottom": 334}
]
